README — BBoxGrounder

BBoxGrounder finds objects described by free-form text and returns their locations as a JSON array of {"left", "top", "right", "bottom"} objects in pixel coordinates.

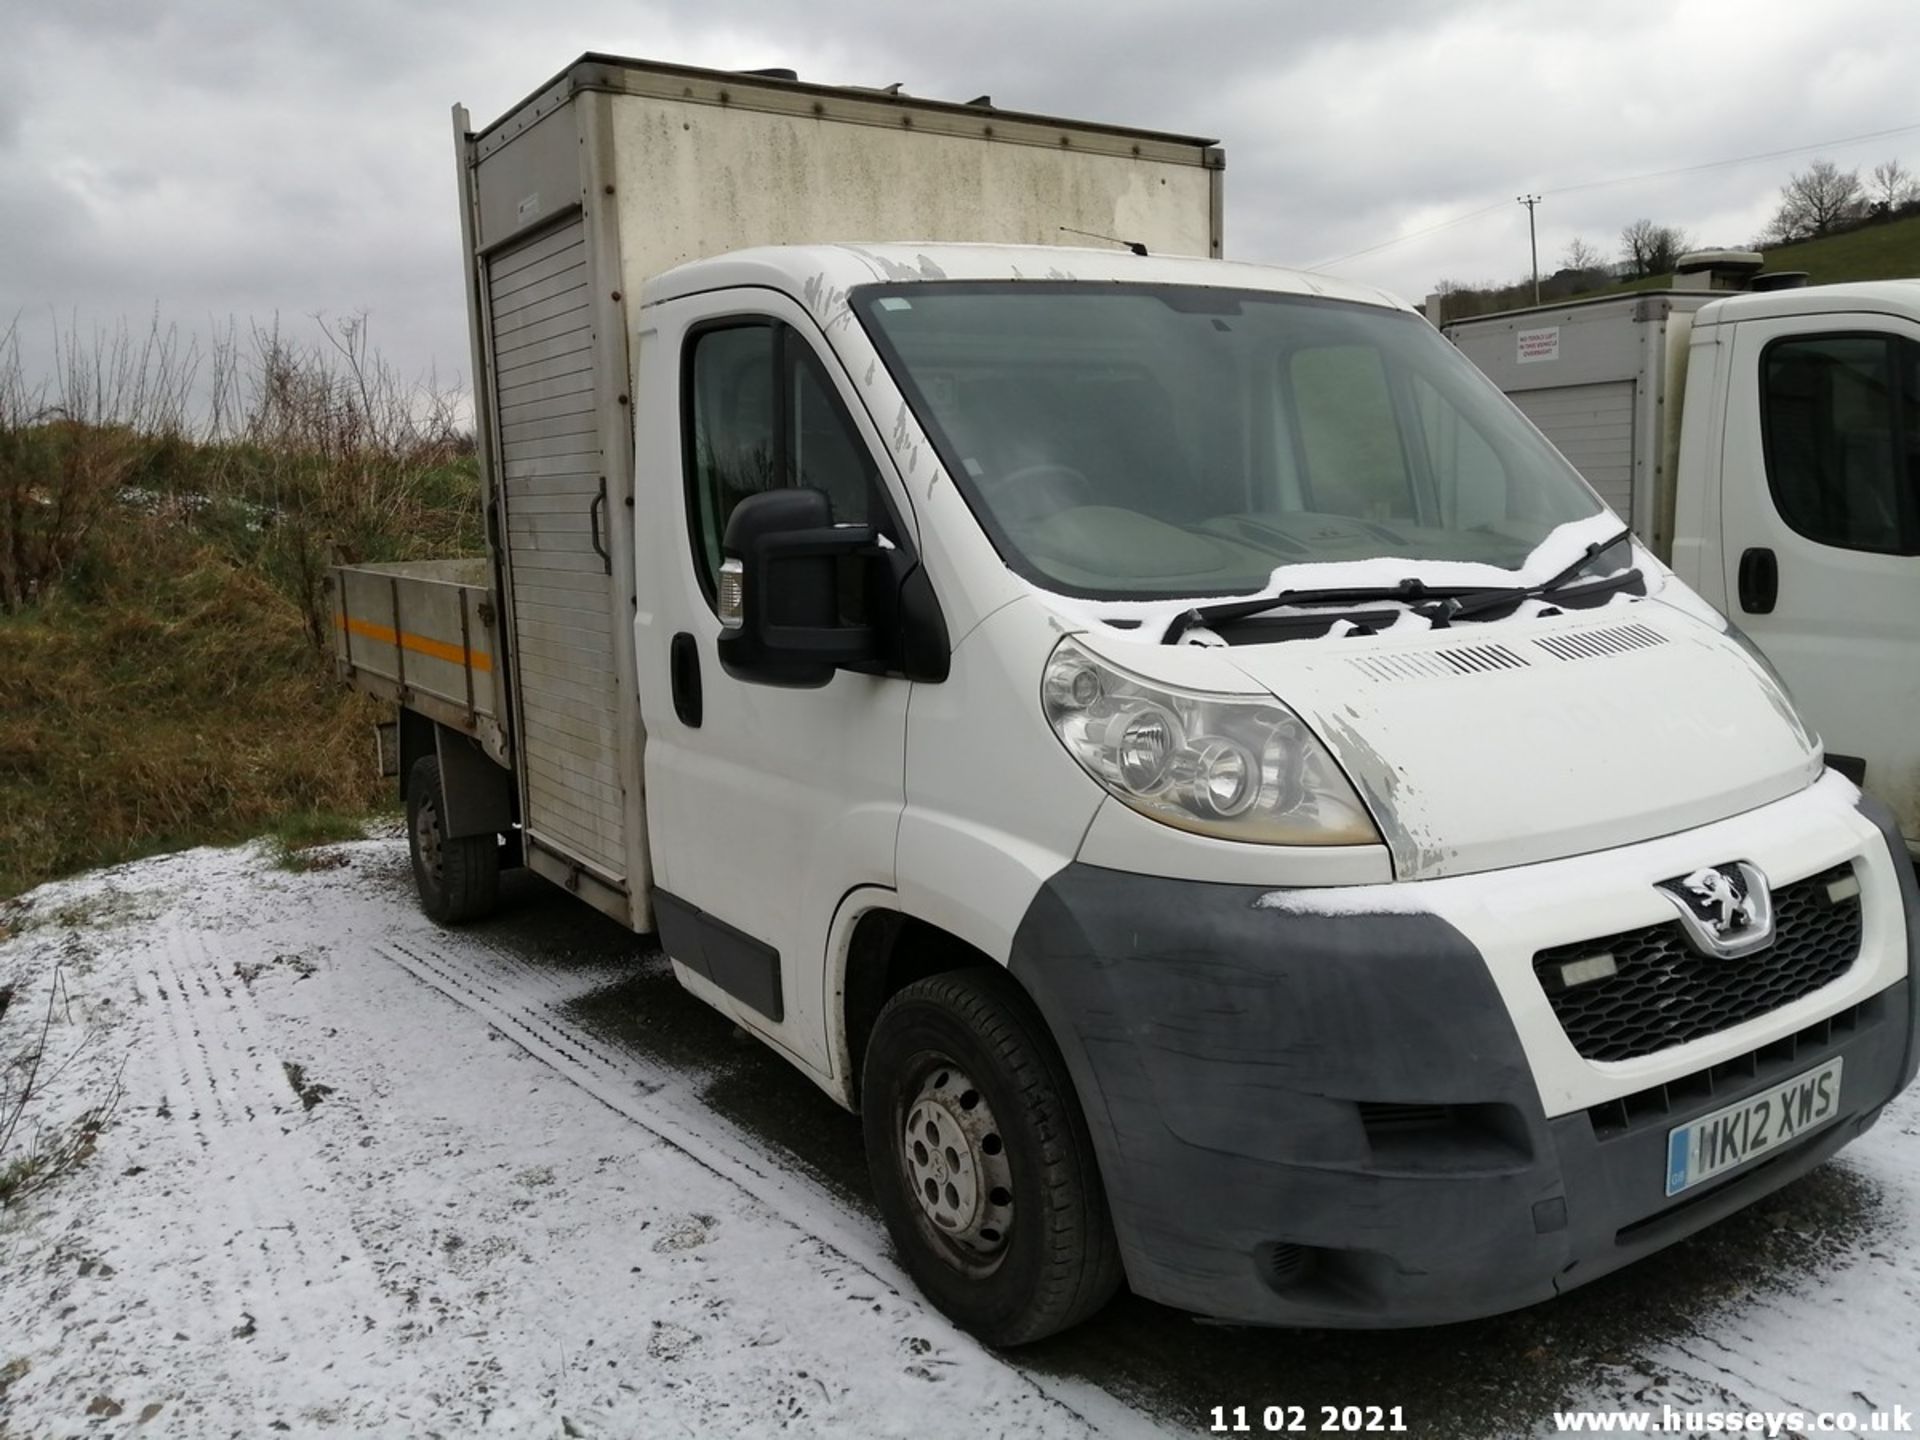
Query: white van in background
[
  {"left": 329, "top": 57, "right": 1920, "bottom": 1343},
  {"left": 1444, "top": 265, "right": 1920, "bottom": 853}
]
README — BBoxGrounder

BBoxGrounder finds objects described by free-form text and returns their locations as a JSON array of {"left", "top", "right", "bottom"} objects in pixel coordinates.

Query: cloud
[{"left": 2, "top": 0, "right": 1917, "bottom": 394}]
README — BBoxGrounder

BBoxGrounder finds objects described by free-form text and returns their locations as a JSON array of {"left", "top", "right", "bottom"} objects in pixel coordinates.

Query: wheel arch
[{"left": 827, "top": 892, "right": 1048, "bottom": 1113}]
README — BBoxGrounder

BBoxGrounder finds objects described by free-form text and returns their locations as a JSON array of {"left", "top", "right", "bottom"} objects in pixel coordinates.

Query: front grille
[
  {"left": 1534, "top": 864, "right": 1862, "bottom": 1062},
  {"left": 1586, "top": 995, "right": 1880, "bottom": 1140}
]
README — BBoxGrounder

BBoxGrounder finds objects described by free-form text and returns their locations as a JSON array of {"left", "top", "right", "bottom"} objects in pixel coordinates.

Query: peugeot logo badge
[{"left": 1657, "top": 862, "right": 1775, "bottom": 958}]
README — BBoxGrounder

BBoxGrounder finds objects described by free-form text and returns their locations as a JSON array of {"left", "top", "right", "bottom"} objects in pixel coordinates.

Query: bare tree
[
  {"left": 1561, "top": 237, "right": 1606, "bottom": 273},
  {"left": 1619, "top": 219, "right": 1691, "bottom": 277},
  {"left": 1869, "top": 158, "right": 1919, "bottom": 213},
  {"left": 1763, "top": 158, "right": 1866, "bottom": 243}
]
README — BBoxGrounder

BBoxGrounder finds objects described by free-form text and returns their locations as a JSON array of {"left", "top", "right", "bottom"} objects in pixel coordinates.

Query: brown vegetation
[{"left": 0, "top": 315, "right": 482, "bottom": 898}]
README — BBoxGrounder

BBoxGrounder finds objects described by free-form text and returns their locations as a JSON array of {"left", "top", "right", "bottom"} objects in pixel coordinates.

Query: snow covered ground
[{"left": 1, "top": 838, "right": 1916, "bottom": 1438}]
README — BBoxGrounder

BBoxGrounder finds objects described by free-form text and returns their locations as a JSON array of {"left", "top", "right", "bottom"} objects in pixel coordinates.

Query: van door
[
  {"left": 631, "top": 289, "right": 914, "bottom": 1076},
  {"left": 1719, "top": 315, "right": 1920, "bottom": 843}
]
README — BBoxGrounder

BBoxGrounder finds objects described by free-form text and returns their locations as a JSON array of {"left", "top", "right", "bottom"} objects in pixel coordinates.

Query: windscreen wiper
[
  {"left": 1415, "top": 527, "right": 1640, "bottom": 625},
  {"left": 1161, "top": 577, "right": 1471, "bottom": 644},
  {"left": 1157, "top": 527, "right": 1641, "bottom": 644}
]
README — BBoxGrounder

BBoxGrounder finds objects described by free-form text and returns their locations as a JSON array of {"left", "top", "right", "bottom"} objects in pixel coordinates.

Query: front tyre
[
  {"left": 405, "top": 756, "right": 499, "bottom": 925},
  {"left": 862, "top": 968, "right": 1121, "bottom": 1345}
]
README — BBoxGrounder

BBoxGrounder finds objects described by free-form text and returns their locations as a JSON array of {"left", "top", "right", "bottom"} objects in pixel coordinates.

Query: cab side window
[
  {"left": 1760, "top": 334, "right": 1920, "bottom": 555},
  {"left": 687, "top": 323, "right": 778, "bottom": 587},
  {"left": 684, "top": 321, "right": 878, "bottom": 598},
  {"left": 792, "top": 349, "right": 877, "bottom": 524}
]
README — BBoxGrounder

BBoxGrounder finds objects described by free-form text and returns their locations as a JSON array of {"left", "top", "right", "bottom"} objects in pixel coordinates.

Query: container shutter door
[
  {"left": 485, "top": 218, "right": 626, "bottom": 883},
  {"left": 1513, "top": 381, "right": 1637, "bottom": 519}
]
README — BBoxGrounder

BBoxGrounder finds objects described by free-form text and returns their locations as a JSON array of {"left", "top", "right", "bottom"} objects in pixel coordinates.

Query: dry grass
[
  {"left": 0, "top": 534, "right": 390, "bottom": 895},
  {"left": 0, "top": 314, "right": 481, "bottom": 899},
  {"left": 0, "top": 963, "right": 125, "bottom": 1209}
]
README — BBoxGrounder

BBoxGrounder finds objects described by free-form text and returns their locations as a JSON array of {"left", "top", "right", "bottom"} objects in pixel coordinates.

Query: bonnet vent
[
  {"left": 1345, "top": 622, "right": 1667, "bottom": 683},
  {"left": 1348, "top": 643, "right": 1528, "bottom": 683},
  {"left": 1533, "top": 623, "right": 1667, "bottom": 661}
]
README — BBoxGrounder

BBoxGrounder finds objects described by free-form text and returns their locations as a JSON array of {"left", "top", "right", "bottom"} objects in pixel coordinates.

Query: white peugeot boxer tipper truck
[{"left": 330, "top": 56, "right": 1920, "bottom": 1344}]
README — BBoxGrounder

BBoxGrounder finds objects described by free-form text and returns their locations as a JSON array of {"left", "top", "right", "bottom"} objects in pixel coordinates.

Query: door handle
[
  {"left": 1737, "top": 547, "right": 1778, "bottom": 614},
  {"left": 670, "top": 632, "right": 703, "bottom": 728},
  {"left": 589, "top": 478, "right": 611, "bottom": 576}
]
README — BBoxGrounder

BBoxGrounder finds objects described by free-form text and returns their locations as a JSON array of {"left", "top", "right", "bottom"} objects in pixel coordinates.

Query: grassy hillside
[
  {"left": 0, "top": 325, "right": 483, "bottom": 900},
  {"left": 1580, "top": 214, "right": 1920, "bottom": 304},
  {"left": 1731, "top": 213, "right": 1920, "bottom": 285},
  {"left": 0, "top": 528, "right": 385, "bottom": 898},
  {"left": 1440, "top": 213, "right": 1920, "bottom": 321}
]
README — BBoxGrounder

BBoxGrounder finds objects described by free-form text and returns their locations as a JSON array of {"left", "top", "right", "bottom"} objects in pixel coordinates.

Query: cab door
[
  {"left": 631, "top": 289, "right": 914, "bottom": 1077},
  {"left": 1718, "top": 314, "right": 1920, "bottom": 842}
]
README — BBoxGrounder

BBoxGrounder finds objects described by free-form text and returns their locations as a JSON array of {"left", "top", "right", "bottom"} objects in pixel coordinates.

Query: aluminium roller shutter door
[
  {"left": 486, "top": 217, "right": 626, "bottom": 881},
  {"left": 1512, "top": 380, "right": 1637, "bottom": 520}
]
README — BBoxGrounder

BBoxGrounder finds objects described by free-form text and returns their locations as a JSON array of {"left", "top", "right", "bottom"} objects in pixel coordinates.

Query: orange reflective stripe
[{"left": 335, "top": 613, "right": 493, "bottom": 673}]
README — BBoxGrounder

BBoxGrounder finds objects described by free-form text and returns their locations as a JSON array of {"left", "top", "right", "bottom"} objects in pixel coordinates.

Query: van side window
[
  {"left": 684, "top": 322, "right": 876, "bottom": 598},
  {"left": 1287, "top": 344, "right": 1415, "bottom": 520},
  {"left": 687, "top": 323, "right": 779, "bottom": 587},
  {"left": 1760, "top": 334, "right": 1919, "bottom": 555},
  {"left": 791, "top": 348, "right": 878, "bottom": 526}
]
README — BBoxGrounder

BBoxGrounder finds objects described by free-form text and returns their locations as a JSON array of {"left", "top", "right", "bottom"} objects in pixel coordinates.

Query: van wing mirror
[
  {"left": 716, "top": 487, "right": 950, "bottom": 688},
  {"left": 716, "top": 487, "right": 881, "bottom": 688}
]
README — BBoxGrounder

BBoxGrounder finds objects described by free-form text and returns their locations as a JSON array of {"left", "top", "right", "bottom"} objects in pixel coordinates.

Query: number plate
[{"left": 1664, "top": 1057, "right": 1843, "bottom": 1197}]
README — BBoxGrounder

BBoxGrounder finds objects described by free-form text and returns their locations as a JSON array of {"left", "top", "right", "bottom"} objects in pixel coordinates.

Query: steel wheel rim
[{"left": 900, "top": 1057, "right": 1014, "bottom": 1265}]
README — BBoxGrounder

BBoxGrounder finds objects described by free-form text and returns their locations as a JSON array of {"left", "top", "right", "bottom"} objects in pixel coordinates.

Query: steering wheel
[{"left": 982, "top": 462, "right": 1095, "bottom": 522}]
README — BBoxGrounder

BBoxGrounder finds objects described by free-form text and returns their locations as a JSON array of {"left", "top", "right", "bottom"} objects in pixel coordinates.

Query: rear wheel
[
  {"left": 405, "top": 756, "right": 499, "bottom": 924},
  {"left": 862, "top": 967, "right": 1121, "bottom": 1346}
]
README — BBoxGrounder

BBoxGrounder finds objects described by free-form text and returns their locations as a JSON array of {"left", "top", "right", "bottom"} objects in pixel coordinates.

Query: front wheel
[
  {"left": 861, "top": 968, "right": 1122, "bottom": 1345},
  {"left": 405, "top": 756, "right": 499, "bottom": 924}
]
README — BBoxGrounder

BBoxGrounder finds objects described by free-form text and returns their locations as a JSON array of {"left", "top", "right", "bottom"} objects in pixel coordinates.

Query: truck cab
[
  {"left": 623, "top": 244, "right": 1919, "bottom": 1338},
  {"left": 1669, "top": 282, "right": 1920, "bottom": 848}
]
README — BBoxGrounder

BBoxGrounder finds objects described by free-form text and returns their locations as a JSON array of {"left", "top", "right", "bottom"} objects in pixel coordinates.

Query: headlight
[{"left": 1041, "top": 637, "right": 1380, "bottom": 846}]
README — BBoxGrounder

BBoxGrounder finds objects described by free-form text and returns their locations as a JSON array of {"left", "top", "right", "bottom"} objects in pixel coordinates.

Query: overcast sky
[{"left": 4, "top": 0, "right": 1917, "bottom": 402}]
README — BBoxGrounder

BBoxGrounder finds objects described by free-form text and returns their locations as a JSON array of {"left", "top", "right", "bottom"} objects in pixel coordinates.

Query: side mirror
[{"left": 717, "top": 487, "right": 880, "bottom": 687}]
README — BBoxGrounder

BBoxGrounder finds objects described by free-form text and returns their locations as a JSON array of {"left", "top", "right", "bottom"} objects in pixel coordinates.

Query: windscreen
[{"left": 855, "top": 283, "right": 1608, "bottom": 599}]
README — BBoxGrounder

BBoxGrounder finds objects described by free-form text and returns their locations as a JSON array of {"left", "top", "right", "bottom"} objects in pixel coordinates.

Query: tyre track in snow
[
  {"left": 118, "top": 937, "right": 262, "bottom": 1421},
  {"left": 135, "top": 923, "right": 407, "bottom": 1424},
  {"left": 155, "top": 928, "right": 320, "bottom": 1359},
  {"left": 5, "top": 845, "right": 1150, "bottom": 1437},
  {"left": 374, "top": 927, "right": 1165, "bottom": 1439},
  {"left": 135, "top": 928, "right": 302, "bottom": 1419},
  {"left": 12, "top": 841, "right": 1914, "bottom": 1438}
]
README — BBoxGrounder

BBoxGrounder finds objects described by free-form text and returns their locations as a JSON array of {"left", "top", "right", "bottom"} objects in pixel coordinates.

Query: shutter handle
[{"left": 589, "top": 479, "right": 611, "bottom": 575}]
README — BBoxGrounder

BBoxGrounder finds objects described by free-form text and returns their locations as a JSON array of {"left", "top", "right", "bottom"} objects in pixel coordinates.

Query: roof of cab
[
  {"left": 640, "top": 242, "right": 1413, "bottom": 314},
  {"left": 1698, "top": 278, "right": 1920, "bottom": 325}
]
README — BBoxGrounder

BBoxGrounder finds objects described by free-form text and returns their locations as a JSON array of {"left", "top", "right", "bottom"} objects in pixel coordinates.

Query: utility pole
[{"left": 1517, "top": 194, "right": 1542, "bottom": 305}]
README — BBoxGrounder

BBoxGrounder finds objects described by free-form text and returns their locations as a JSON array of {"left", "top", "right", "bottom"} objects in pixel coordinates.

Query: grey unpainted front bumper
[{"left": 1007, "top": 796, "right": 1920, "bottom": 1328}]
